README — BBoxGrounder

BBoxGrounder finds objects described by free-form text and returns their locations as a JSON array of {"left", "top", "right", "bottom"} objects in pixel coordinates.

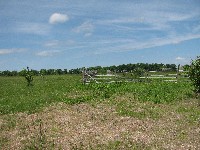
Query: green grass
[
  {"left": 0, "top": 75, "right": 81, "bottom": 114},
  {"left": 0, "top": 75, "right": 194, "bottom": 115},
  {"left": 0, "top": 74, "right": 199, "bottom": 150}
]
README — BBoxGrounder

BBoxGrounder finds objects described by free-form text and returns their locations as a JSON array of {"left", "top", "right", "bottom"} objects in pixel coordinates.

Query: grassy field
[{"left": 0, "top": 75, "right": 200, "bottom": 149}]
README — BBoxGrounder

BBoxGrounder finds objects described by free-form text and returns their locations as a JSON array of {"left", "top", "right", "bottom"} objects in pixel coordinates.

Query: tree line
[{"left": 0, "top": 63, "right": 182, "bottom": 76}]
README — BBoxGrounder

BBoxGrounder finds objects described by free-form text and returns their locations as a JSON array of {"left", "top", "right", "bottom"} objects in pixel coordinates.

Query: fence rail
[{"left": 82, "top": 69, "right": 189, "bottom": 84}]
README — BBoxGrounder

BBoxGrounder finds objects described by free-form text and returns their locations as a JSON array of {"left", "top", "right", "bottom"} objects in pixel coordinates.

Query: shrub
[
  {"left": 22, "top": 67, "right": 34, "bottom": 86},
  {"left": 188, "top": 56, "right": 200, "bottom": 94}
]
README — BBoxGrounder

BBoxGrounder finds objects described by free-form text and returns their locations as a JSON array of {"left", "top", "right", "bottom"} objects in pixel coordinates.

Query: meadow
[{"left": 0, "top": 75, "right": 200, "bottom": 149}]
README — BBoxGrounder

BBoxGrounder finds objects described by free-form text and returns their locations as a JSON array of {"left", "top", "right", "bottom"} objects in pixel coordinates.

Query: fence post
[
  {"left": 176, "top": 64, "right": 180, "bottom": 81},
  {"left": 82, "top": 68, "right": 86, "bottom": 84}
]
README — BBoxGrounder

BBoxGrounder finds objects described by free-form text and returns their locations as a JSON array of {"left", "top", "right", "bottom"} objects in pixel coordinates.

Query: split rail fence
[{"left": 82, "top": 69, "right": 189, "bottom": 84}]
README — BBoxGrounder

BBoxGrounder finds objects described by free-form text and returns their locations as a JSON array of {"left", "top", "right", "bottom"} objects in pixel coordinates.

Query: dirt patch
[{"left": 0, "top": 100, "right": 199, "bottom": 149}]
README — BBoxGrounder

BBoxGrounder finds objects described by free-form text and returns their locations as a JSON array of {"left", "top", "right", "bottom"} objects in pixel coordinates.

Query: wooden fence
[{"left": 82, "top": 69, "right": 189, "bottom": 84}]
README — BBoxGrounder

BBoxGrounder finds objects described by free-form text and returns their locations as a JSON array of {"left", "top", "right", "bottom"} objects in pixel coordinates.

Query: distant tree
[
  {"left": 109, "top": 65, "right": 117, "bottom": 72},
  {"left": 170, "top": 64, "right": 177, "bottom": 71},
  {"left": 68, "top": 69, "right": 73, "bottom": 74},
  {"left": 133, "top": 68, "right": 145, "bottom": 78},
  {"left": 47, "top": 69, "right": 55, "bottom": 75},
  {"left": 11, "top": 71, "right": 18, "bottom": 76},
  {"left": 40, "top": 69, "right": 47, "bottom": 76},
  {"left": 118, "top": 64, "right": 127, "bottom": 72},
  {"left": 73, "top": 68, "right": 81, "bottom": 74},
  {"left": 1, "top": 70, "right": 11, "bottom": 76},
  {"left": 183, "top": 64, "right": 190, "bottom": 71},
  {"left": 63, "top": 69, "right": 68, "bottom": 74},
  {"left": 56, "top": 69, "right": 63, "bottom": 75},
  {"left": 31, "top": 69, "right": 39, "bottom": 76}
]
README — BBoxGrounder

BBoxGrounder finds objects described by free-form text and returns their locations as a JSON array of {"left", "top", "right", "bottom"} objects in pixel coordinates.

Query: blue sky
[{"left": 0, "top": 0, "right": 200, "bottom": 71}]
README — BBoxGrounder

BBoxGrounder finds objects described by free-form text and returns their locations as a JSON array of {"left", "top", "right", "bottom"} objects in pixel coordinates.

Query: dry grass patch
[{"left": 0, "top": 98, "right": 199, "bottom": 150}]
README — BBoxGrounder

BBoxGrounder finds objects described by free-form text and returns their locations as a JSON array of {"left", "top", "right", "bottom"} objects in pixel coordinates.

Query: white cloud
[
  {"left": 0, "top": 50, "right": 12, "bottom": 55},
  {"left": 49, "top": 13, "right": 69, "bottom": 24},
  {"left": 96, "top": 3, "right": 199, "bottom": 33},
  {"left": 44, "top": 40, "right": 59, "bottom": 47},
  {"left": 84, "top": 33, "right": 92, "bottom": 37},
  {"left": 176, "top": 57, "right": 185, "bottom": 60},
  {"left": 44, "top": 40, "right": 76, "bottom": 48},
  {"left": 97, "top": 12, "right": 196, "bottom": 32},
  {"left": 0, "top": 48, "right": 27, "bottom": 55},
  {"left": 36, "top": 50, "right": 61, "bottom": 56},
  {"left": 73, "top": 21, "right": 94, "bottom": 36}
]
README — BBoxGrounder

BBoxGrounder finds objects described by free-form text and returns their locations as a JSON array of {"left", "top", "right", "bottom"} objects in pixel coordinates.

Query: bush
[
  {"left": 188, "top": 56, "right": 200, "bottom": 94},
  {"left": 22, "top": 67, "right": 34, "bottom": 86}
]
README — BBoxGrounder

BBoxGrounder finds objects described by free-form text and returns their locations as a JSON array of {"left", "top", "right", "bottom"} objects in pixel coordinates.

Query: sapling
[{"left": 23, "top": 67, "right": 34, "bottom": 86}]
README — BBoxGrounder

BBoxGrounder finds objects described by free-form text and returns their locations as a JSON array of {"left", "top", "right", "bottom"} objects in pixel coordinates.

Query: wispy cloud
[
  {"left": 16, "top": 23, "right": 50, "bottom": 35},
  {"left": 36, "top": 50, "right": 61, "bottom": 57},
  {"left": 97, "top": 12, "right": 197, "bottom": 33},
  {"left": 176, "top": 57, "right": 185, "bottom": 60},
  {"left": 175, "top": 56, "right": 188, "bottom": 64},
  {"left": 49, "top": 13, "right": 69, "bottom": 24},
  {"left": 44, "top": 40, "right": 59, "bottom": 47},
  {"left": 95, "top": 3, "right": 199, "bottom": 33},
  {"left": 93, "top": 33, "right": 200, "bottom": 54},
  {"left": 0, "top": 48, "right": 27, "bottom": 55},
  {"left": 73, "top": 21, "right": 94, "bottom": 36},
  {"left": 44, "top": 40, "right": 76, "bottom": 48}
]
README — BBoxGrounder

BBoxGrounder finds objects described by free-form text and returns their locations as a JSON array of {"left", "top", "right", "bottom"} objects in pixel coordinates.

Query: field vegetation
[
  {"left": 0, "top": 74, "right": 193, "bottom": 115},
  {"left": 0, "top": 70, "right": 199, "bottom": 149}
]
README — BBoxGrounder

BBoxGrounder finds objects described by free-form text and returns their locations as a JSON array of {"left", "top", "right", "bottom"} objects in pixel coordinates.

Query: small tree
[
  {"left": 22, "top": 67, "right": 34, "bottom": 86},
  {"left": 188, "top": 56, "right": 200, "bottom": 102},
  {"left": 133, "top": 67, "right": 145, "bottom": 78}
]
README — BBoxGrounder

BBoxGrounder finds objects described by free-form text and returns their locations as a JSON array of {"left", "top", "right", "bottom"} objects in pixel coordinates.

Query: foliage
[
  {"left": 188, "top": 56, "right": 200, "bottom": 93},
  {"left": 0, "top": 63, "right": 178, "bottom": 76},
  {"left": 22, "top": 67, "right": 34, "bottom": 86},
  {"left": 133, "top": 68, "right": 145, "bottom": 78}
]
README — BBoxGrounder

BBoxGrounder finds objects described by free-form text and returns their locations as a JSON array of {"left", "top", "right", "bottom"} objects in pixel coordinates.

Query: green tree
[
  {"left": 56, "top": 69, "right": 63, "bottom": 75},
  {"left": 22, "top": 67, "right": 34, "bottom": 86},
  {"left": 40, "top": 69, "right": 47, "bottom": 75},
  {"left": 188, "top": 56, "right": 200, "bottom": 96},
  {"left": 63, "top": 69, "right": 68, "bottom": 74},
  {"left": 133, "top": 67, "right": 145, "bottom": 78},
  {"left": 183, "top": 64, "right": 190, "bottom": 71}
]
